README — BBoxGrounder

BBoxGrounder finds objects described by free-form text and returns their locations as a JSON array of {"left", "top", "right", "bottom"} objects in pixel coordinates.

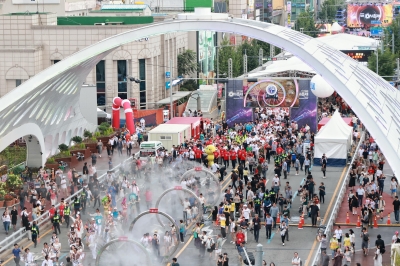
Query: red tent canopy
[{"left": 318, "top": 117, "right": 353, "bottom": 131}]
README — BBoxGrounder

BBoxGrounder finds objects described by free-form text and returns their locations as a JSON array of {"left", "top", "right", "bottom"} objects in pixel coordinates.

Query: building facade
[{"left": 0, "top": 12, "right": 194, "bottom": 110}]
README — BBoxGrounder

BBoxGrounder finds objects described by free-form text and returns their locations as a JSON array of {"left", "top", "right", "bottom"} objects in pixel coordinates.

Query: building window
[
  {"left": 117, "top": 60, "right": 128, "bottom": 100},
  {"left": 139, "top": 59, "right": 146, "bottom": 109},
  {"left": 96, "top": 60, "right": 106, "bottom": 106},
  {"left": 52, "top": 60, "right": 60, "bottom": 64},
  {"left": 160, "top": 136, "right": 172, "bottom": 140},
  {"left": 16, "top": 79, "right": 22, "bottom": 87}
]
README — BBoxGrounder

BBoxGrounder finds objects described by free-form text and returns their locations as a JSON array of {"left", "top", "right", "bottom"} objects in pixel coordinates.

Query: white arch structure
[{"left": 0, "top": 8, "right": 399, "bottom": 173}]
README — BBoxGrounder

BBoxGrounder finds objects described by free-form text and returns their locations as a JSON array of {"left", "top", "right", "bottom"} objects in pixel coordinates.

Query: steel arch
[
  {"left": 128, "top": 210, "right": 180, "bottom": 259},
  {"left": 154, "top": 186, "right": 203, "bottom": 226},
  {"left": 0, "top": 8, "right": 399, "bottom": 175},
  {"left": 180, "top": 167, "right": 221, "bottom": 207},
  {"left": 95, "top": 238, "right": 152, "bottom": 266}
]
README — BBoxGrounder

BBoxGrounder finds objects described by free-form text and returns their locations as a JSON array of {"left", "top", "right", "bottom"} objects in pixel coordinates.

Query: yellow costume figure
[{"left": 204, "top": 145, "right": 216, "bottom": 167}]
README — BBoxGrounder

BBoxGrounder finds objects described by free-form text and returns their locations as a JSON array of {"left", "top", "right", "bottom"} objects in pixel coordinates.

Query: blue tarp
[{"left": 313, "top": 158, "right": 347, "bottom": 167}]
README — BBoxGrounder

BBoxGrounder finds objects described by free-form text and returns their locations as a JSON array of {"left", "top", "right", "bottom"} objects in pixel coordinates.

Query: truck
[
  {"left": 147, "top": 124, "right": 191, "bottom": 151},
  {"left": 165, "top": 117, "right": 202, "bottom": 139}
]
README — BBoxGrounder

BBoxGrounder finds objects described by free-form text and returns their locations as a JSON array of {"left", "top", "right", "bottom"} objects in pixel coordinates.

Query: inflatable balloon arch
[{"left": 112, "top": 97, "right": 135, "bottom": 136}]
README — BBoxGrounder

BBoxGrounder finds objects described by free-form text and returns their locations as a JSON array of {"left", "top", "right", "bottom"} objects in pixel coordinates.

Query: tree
[
  {"left": 177, "top": 49, "right": 197, "bottom": 76},
  {"left": 295, "top": 9, "right": 318, "bottom": 37},
  {"left": 217, "top": 37, "right": 242, "bottom": 77},
  {"left": 180, "top": 79, "right": 198, "bottom": 91},
  {"left": 385, "top": 17, "right": 400, "bottom": 55},
  {"left": 319, "top": 0, "right": 341, "bottom": 21},
  {"left": 367, "top": 48, "right": 397, "bottom": 81}
]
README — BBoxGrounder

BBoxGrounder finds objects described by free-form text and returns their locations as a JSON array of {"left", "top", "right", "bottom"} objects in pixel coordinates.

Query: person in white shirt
[
  {"left": 41, "top": 255, "right": 53, "bottom": 266},
  {"left": 24, "top": 248, "right": 34, "bottom": 266},
  {"left": 242, "top": 205, "right": 251, "bottom": 222},
  {"left": 334, "top": 226, "right": 343, "bottom": 247},
  {"left": 392, "top": 231, "right": 399, "bottom": 244},
  {"left": 291, "top": 252, "right": 301, "bottom": 266}
]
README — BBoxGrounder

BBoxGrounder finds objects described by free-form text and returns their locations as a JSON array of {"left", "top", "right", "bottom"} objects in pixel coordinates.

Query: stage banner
[
  {"left": 290, "top": 79, "right": 317, "bottom": 133},
  {"left": 243, "top": 78, "right": 300, "bottom": 108},
  {"left": 226, "top": 79, "right": 253, "bottom": 127},
  {"left": 347, "top": 4, "right": 393, "bottom": 28}
]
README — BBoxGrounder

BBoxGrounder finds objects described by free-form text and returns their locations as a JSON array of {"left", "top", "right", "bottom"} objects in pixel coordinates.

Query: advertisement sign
[
  {"left": 290, "top": 80, "right": 317, "bottom": 133},
  {"left": 198, "top": 31, "right": 216, "bottom": 85},
  {"left": 341, "top": 50, "right": 373, "bottom": 62},
  {"left": 272, "top": 0, "right": 284, "bottom": 10},
  {"left": 226, "top": 80, "right": 253, "bottom": 126},
  {"left": 243, "top": 79, "right": 300, "bottom": 108},
  {"left": 347, "top": 4, "right": 393, "bottom": 28}
]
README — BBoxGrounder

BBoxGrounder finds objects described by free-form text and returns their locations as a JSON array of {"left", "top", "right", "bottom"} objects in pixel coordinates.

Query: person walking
[
  {"left": 393, "top": 196, "right": 400, "bottom": 223},
  {"left": 265, "top": 213, "right": 273, "bottom": 239},
  {"left": 252, "top": 214, "right": 261, "bottom": 243},
  {"left": 31, "top": 221, "right": 39, "bottom": 248},
  {"left": 321, "top": 154, "right": 327, "bottom": 178},
  {"left": 2, "top": 210, "right": 11, "bottom": 235},
  {"left": 179, "top": 220, "right": 185, "bottom": 243},
  {"left": 304, "top": 158, "right": 310, "bottom": 175},
  {"left": 12, "top": 244, "right": 22, "bottom": 266},
  {"left": 11, "top": 206, "right": 18, "bottom": 232},
  {"left": 278, "top": 221, "right": 288, "bottom": 246},
  {"left": 374, "top": 246, "right": 382, "bottom": 266},
  {"left": 319, "top": 182, "right": 326, "bottom": 204},
  {"left": 52, "top": 211, "right": 61, "bottom": 235},
  {"left": 361, "top": 227, "right": 370, "bottom": 256},
  {"left": 309, "top": 202, "right": 319, "bottom": 226}
]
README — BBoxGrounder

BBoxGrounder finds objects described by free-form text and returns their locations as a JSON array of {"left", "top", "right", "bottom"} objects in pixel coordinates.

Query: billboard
[
  {"left": 347, "top": 4, "right": 393, "bottom": 28},
  {"left": 341, "top": 50, "right": 373, "bottom": 62},
  {"left": 290, "top": 80, "right": 317, "bottom": 133},
  {"left": 198, "top": 31, "right": 216, "bottom": 85},
  {"left": 272, "top": 0, "right": 284, "bottom": 10},
  {"left": 243, "top": 79, "right": 300, "bottom": 108},
  {"left": 226, "top": 80, "right": 253, "bottom": 126}
]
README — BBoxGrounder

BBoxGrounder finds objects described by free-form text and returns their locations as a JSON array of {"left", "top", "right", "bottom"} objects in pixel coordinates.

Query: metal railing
[
  {"left": 0, "top": 157, "right": 132, "bottom": 254},
  {"left": 309, "top": 132, "right": 365, "bottom": 266},
  {"left": 6, "top": 162, "right": 26, "bottom": 174}
]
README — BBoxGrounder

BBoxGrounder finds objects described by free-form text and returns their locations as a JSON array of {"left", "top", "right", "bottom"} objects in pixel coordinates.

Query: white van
[{"left": 137, "top": 141, "right": 164, "bottom": 159}]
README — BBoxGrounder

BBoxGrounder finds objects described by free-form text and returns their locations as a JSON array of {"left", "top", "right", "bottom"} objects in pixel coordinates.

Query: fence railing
[
  {"left": 0, "top": 157, "right": 132, "bottom": 254},
  {"left": 309, "top": 132, "right": 365, "bottom": 266},
  {"left": 6, "top": 161, "right": 26, "bottom": 174}
]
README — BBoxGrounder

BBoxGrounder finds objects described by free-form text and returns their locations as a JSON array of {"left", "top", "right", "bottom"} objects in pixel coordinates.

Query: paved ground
[{"left": 169, "top": 165, "right": 347, "bottom": 266}]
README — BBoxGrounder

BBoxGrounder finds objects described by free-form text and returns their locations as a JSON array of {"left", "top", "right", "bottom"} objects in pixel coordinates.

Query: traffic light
[{"left": 242, "top": 252, "right": 255, "bottom": 265}]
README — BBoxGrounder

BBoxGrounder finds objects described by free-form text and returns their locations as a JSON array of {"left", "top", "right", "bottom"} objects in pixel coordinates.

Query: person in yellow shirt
[
  {"left": 343, "top": 233, "right": 351, "bottom": 251},
  {"left": 243, "top": 167, "right": 249, "bottom": 185},
  {"left": 330, "top": 236, "right": 339, "bottom": 258},
  {"left": 230, "top": 201, "right": 236, "bottom": 220},
  {"left": 219, "top": 214, "right": 227, "bottom": 239}
]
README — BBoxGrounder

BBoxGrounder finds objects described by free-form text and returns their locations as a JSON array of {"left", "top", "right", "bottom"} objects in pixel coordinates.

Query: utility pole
[
  {"left": 270, "top": 45, "right": 275, "bottom": 58},
  {"left": 255, "top": 244, "right": 263, "bottom": 266},
  {"left": 376, "top": 50, "right": 379, "bottom": 76},
  {"left": 393, "top": 33, "right": 395, "bottom": 54},
  {"left": 259, "top": 48, "right": 263, "bottom": 66},
  {"left": 243, "top": 54, "right": 248, "bottom": 76},
  {"left": 169, "top": 59, "right": 173, "bottom": 119},
  {"left": 228, "top": 58, "right": 233, "bottom": 78},
  {"left": 397, "top": 58, "right": 400, "bottom": 81}
]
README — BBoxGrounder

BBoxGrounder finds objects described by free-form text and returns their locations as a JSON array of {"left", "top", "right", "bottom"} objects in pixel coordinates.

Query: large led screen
[{"left": 347, "top": 4, "right": 393, "bottom": 28}]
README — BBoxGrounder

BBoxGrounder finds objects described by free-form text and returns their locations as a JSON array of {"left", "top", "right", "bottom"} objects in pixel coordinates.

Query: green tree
[
  {"left": 319, "top": 0, "right": 342, "bottom": 21},
  {"left": 177, "top": 49, "right": 197, "bottom": 76},
  {"left": 367, "top": 48, "right": 397, "bottom": 80},
  {"left": 295, "top": 9, "right": 318, "bottom": 37},
  {"left": 217, "top": 37, "right": 242, "bottom": 77},
  {"left": 180, "top": 79, "right": 198, "bottom": 91},
  {"left": 385, "top": 17, "right": 400, "bottom": 55}
]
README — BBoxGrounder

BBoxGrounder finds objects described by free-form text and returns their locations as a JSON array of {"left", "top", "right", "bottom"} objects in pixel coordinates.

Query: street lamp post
[
  {"left": 376, "top": 50, "right": 379, "bottom": 75},
  {"left": 169, "top": 59, "right": 173, "bottom": 119}
]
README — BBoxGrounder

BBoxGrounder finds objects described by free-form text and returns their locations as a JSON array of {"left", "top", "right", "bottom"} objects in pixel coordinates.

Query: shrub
[
  {"left": 99, "top": 122, "right": 111, "bottom": 135},
  {"left": 84, "top": 130, "right": 93, "bottom": 138},
  {"left": 58, "top": 144, "right": 69, "bottom": 152},
  {"left": 46, "top": 157, "right": 56, "bottom": 164},
  {"left": 71, "top": 136, "right": 83, "bottom": 143},
  {"left": 6, "top": 174, "right": 24, "bottom": 190}
]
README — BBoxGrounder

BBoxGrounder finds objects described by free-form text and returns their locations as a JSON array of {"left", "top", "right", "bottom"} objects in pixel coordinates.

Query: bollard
[{"left": 255, "top": 243, "right": 263, "bottom": 266}]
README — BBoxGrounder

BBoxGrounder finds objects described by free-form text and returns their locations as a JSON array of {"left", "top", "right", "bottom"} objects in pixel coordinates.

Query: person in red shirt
[
  {"left": 195, "top": 148, "right": 203, "bottom": 164},
  {"left": 49, "top": 205, "right": 56, "bottom": 219},
  {"left": 218, "top": 148, "right": 225, "bottom": 165},
  {"left": 230, "top": 149, "right": 237, "bottom": 169},
  {"left": 235, "top": 229, "right": 245, "bottom": 246},
  {"left": 222, "top": 149, "right": 230, "bottom": 168},
  {"left": 276, "top": 145, "right": 283, "bottom": 155},
  {"left": 59, "top": 201, "right": 65, "bottom": 222},
  {"left": 213, "top": 150, "right": 220, "bottom": 164},
  {"left": 238, "top": 148, "right": 246, "bottom": 166}
]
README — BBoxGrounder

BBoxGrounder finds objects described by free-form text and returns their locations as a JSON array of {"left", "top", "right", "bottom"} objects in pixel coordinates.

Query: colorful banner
[
  {"left": 226, "top": 79, "right": 253, "bottom": 126},
  {"left": 347, "top": 4, "right": 393, "bottom": 28},
  {"left": 243, "top": 78, "right": 300, "bottom": 108},
  {"left": 198, "top": 31, "right": 216, "bottom": 85},
  {"left": 290, "top": 80, "right": 317, "bottom": 133}
]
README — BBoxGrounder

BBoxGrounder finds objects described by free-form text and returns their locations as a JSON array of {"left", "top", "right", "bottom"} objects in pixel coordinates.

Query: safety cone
[
  {"left": 298, "top": 214, "right": 303, "bottom": 229},
  {"left": 356, "top": 215, "right": 361, "bottom": 228},
  {"left": 387, "top": 213, "right": 391, "bottom": 225},
  {"left": 276, "top": 214, "right": 281, "bottom": 224},
  {"left": 346, "top": 212, "right": 350, "bottom": 224},
  {"left": 374, "top": 215, "right": 378, "bottom": 229}
]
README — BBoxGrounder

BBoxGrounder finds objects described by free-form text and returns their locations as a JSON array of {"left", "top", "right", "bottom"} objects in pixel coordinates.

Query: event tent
[{"left": 313, "top": 111, "right": 353, "bottom": 166}]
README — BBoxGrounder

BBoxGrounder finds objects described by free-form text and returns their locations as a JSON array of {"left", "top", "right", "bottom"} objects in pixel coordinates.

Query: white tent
[
  {"left": 97, "top": 108, "right": 111, "bottom": 119},
  {"left": 313, "top": 111, "right": 353, "bottom": 166}
]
